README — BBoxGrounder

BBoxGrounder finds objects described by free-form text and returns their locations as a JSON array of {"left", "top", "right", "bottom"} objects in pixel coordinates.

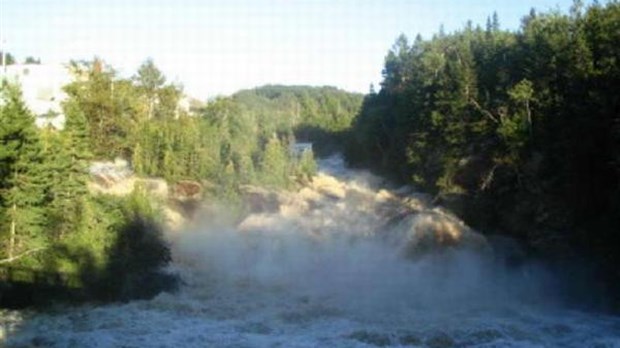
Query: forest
[
  {"left": 0, "top": 59, "right": 362, "bottom": 303},
  {"left": 345, "top": 1, "right": 620, "bottom": 307}
]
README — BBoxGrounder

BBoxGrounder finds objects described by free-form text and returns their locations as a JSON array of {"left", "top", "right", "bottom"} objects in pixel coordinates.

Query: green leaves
[
  {"left": 507, "top": 79, "right": 534, "bottom": 103},
  {"left": 134, "top": 58, "right": 166, "bottom": 94}
]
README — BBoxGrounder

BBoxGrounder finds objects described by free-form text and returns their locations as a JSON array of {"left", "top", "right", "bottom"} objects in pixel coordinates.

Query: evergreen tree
[
  {"left": 44, "top": 104, "right": 92, "bottom": 239},
  {"left": 0, "top": 84, "right": 48, "bottom": 260},
  {"left": 0, "top": 51, "right": 16, "bottom": 65}
]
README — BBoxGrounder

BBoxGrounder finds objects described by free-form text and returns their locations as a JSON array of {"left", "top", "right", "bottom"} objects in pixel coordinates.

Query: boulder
[
  {"left": 385, "top": 209, "right": 489, "bottom": 259},
  {"left": 171, "top": 180, "right": 203, "bottom": 201},
  {"left": 240, "top": 185, "right": 282, "bottom": 213},
  {"left": 309, "top": 173, "right": 346, "bottom": 200}
]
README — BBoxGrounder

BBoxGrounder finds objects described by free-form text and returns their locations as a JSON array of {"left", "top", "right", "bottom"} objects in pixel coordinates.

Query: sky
[{"left": 1, "top": 0, "right": 589, "bottom": 99}]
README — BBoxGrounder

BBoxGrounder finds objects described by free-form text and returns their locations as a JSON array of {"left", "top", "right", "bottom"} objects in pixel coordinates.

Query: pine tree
[
  {"left": 43, "top": 104, "right": 92, "bottom": 239},
  {"left": 0, "top": 84, "right": 48, "bottom": 260}
]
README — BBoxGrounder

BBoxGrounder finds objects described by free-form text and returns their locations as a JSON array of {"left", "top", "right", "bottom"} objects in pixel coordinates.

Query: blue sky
[{"left": 1, "top": 0, "right": 589, "bottom": 99}]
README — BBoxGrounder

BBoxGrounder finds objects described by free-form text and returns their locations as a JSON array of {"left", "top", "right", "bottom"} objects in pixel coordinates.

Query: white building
[{"left": 2, "top": 64, "right": 73, "bottom": 128}]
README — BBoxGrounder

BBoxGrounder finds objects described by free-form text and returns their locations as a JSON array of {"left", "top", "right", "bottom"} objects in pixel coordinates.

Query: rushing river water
[{"left": 2, "top": 155, "right": 619, "bottom": 347}]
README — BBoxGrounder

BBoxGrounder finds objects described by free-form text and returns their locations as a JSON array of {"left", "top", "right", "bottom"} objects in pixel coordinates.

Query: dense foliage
[
  {"left": 132, "top": 84, "right": 361, "bottom": 185},
  {"left": 0, "top": 83, "right": 176, "bottom": 303},
  {"left": 0, "top": 59, "right": 362, "bottom": 305},
  {"left": 233, "top": 85, "right": 364, "bottom": 154},
  {"left": 345, "top": 1, "right": 620, "bottom": 306},
  {"left": 0, "top": 52, "right": 16, "bottom": 65},
  {"left": 62, "top": 59, "right": 361, "bottom": 192}
]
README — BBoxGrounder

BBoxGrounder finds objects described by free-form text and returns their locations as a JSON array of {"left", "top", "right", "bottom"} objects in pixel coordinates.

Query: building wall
[{"left": 2, "top": 64, "right": 73, "bottom": 128}]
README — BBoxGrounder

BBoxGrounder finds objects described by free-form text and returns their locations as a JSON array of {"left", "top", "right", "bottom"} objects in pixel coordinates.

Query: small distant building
[{"left": 290, "top": 142, "right": 313, "bottom": 158}]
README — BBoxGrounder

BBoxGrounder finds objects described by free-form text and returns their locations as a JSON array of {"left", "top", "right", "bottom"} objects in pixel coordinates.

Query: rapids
[{"left": 2, "top": 155, "right": 619, "bottom": 347}]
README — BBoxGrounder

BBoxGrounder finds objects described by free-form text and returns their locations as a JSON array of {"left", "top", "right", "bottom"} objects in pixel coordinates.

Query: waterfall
[{"left": 2, "top": 154, "right": 619, "bottom": 347}]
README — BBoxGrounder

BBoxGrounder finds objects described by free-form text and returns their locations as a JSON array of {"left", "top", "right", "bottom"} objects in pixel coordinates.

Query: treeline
[
  {"left": 0, "top": 52, "right": 41, "bottom": 65},
  {"left": 131, "top": 84, "right": 361, "bottom": 191},
  {"left": 345, "top": 1, "right": 620, "bottom": 306},
  {"left": 65, "top": 59, "right": 361, "bottom": 192}
]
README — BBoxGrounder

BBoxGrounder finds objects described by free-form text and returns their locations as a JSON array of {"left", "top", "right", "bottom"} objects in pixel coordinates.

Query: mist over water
[{"left": 3, "top": 155, "right": 620, "bottom": 347}]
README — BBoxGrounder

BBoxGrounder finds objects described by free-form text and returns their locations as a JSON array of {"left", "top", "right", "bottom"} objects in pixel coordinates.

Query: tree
[
  {"left": 259, "top": 136, "right": 290, "bottom": 188},
  {"left": 0, "top": 51, "right": 15, "bottom": 66},
  {"left": 44, "top": 103, "right": 92, "bottom": 239},
  {"left": 155, "top": 84, "right": 182, "bottom": 120},
  {"left": 134, "top": 58, "right": 165, "bottom": 94},
  {"left": 0, "top": 84, "right": 47, "bottom": 261},
  {"left": 492, "top": 11, "right": 500, "bottom": 31},
  {"left": 507, "top": 79, "right": 534, "bottom": 136},
  {"left": 382, "top": 34, "right": 411, "bottom": 90},
  {"left": 24, "top": 56, "right": 41, "bottom": 65},
  {"left": 134, "top": 59, "right": 166, "bottom": 120},
  {"left": 63, "top": 59, "right": 130, "bottom": 158},
  {"left": 297, "top": 149, "right": 317, "bottom": 179}
]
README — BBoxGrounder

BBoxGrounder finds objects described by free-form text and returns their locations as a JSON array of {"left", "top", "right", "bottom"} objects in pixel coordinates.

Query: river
[{"left": 2, "top": 155, "right": 619, "bottom": 347}]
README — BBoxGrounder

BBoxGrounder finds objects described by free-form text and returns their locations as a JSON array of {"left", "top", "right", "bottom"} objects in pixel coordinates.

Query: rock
[
  {"left": 114, "top": 157, "right": 129, "bottom": 169},
  {"left": 237, "top": 214, "right": 282, "bottom": 232},
  {"left": 278, "top": 194, "right": 310, "bottom": 218},
  {"left": 89, "top": 158, "right": 132, "bottom": 185},
  {"left": 297, "top": 187, "right": 323, "bottom": 204},
  {"left": 88, "top": 176, "right": 138, "bottom": 196},
  {"left": 310, "top": 173, "right": 346, "bottom": 200},
  {"left": 88, "top": 158, "right": 137, "bottom": 194},
  {"left": 385, "top": 209, "right": 489, "bottom": 259},
  {"left": 375, "top": 189, "right": 396, "bottom": 203},
  {"left": 240, "top": 185, "right": 282, "bottom": 213},
  {"left": 403, "top": 192, "right": 433, "bottom": 211},
  {"left": 171, "top": 180, "right": 203, "bottom": 201}
]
